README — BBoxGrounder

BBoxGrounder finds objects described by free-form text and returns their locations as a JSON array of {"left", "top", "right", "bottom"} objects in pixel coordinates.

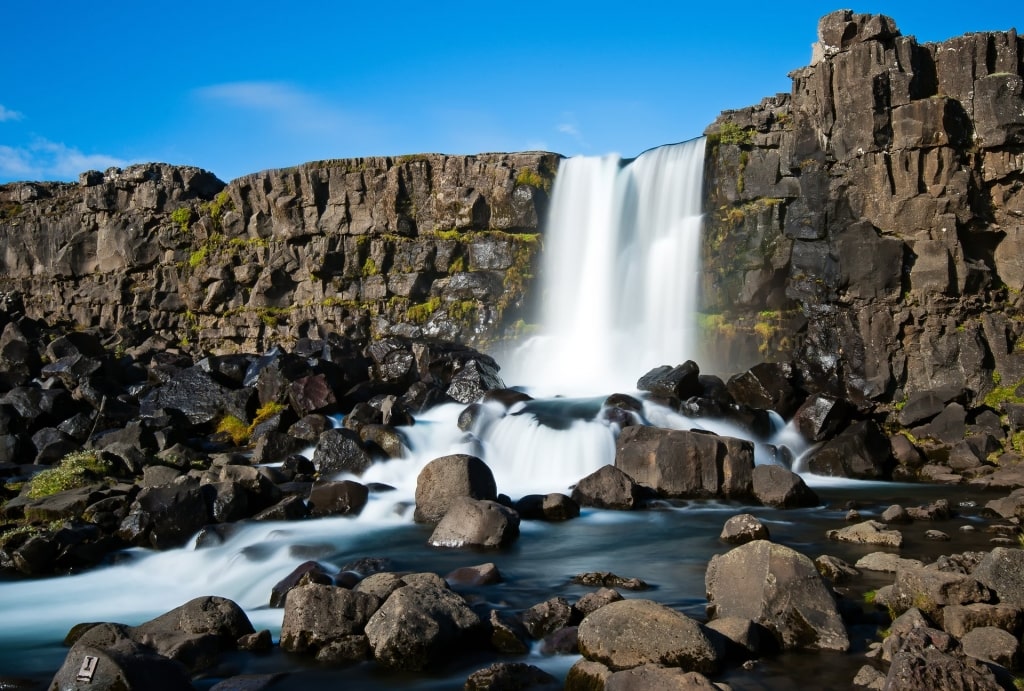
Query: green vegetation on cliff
[{"left": 25, "top": 451, "right": 113, "bottom": 499}]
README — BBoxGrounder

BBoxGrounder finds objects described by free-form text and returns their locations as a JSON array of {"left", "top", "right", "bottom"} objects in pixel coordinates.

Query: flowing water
[{"left": 0, "top": 139, "right": 994, "bottom": 688}]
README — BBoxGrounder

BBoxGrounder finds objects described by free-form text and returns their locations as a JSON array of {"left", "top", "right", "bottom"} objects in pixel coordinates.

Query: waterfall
[{"left": 508, "top": 138, "right": 706, "bottom": 395}]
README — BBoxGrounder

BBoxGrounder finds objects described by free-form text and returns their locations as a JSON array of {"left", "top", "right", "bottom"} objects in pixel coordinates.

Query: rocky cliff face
[
  {"left": 0, "top": 153, "right": 558, "bottom": 353},
  {"left": 703, "top": 10, "right": 1024, "bottom": 407}
]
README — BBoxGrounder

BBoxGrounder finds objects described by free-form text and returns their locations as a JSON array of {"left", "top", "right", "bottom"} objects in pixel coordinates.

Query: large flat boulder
[{"left": 705, "top": 540, "right": 849, "bottom": 652}]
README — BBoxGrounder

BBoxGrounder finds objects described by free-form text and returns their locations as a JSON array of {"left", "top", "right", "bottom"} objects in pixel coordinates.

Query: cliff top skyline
[{"left": 1, "top": 0, "right": 1018, "bottom": 185}]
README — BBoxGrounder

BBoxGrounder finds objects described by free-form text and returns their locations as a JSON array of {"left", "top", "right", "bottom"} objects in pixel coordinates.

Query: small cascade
[{"left": 508, "top": 138, "right": 706, "bottom": 395}]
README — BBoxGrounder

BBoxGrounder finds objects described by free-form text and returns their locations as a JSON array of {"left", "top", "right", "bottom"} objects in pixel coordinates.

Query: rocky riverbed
[{"left": 2, "top": 295, "right": 1024, "bottom": 690}]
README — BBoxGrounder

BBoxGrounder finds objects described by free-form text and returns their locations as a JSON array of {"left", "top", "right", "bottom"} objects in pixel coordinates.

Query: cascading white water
[{"left": 508, "top": 138, "right": 706, "bottom": 395}]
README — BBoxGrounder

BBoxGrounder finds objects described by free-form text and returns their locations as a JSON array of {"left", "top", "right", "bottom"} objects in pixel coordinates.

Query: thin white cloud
[
  {"left": 0, "top": 105, "right": 23, "bottom": 122},
  {"left": 0, "top": 139, "right": 128, "bottom": 181},
  {"left": 556, "top": 114, "right": 588, "bottom": 149},
  {"left": 557, "top": 122, "right": 580, "bottom": 137},
  {"left": 195, "top": 80, "right": 350, "bottom": 135}
]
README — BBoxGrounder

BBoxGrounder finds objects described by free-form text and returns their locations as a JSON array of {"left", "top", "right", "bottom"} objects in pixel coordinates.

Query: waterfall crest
[{"left": 509, "top": 138, "right": 706, "bottom": 395}]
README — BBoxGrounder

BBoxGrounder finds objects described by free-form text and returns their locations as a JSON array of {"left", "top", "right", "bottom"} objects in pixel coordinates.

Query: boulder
[
  {"left": 311, "top": 428, "right": 373, "bottom": 477},
  {"left": 959, "top": 626, "right": 1020, "bottom": 668},
  {"left": 307, "top": 480, "right": 369, "bottom": 517},
  {"left": 576, "top": 599, "right": 720, "bottom": 673},
  {"left": 577, "top": 601, "right": 720, "bottom": 675},
  {"left": 489, "top": 609, "right": 530, "bottom": 654},
  {"left": 279, "top": 583, "right": 380, "bottom": 654},
  {"left": 131, "top": 596, "right": 255, "bottom": 671},
  {"left": 522, "top": 596, "right": 573, "bottom": 640},
  {"left": 413, "top": 454, "right": 497, "bottom": 523},
  {"left": 268, "top": 561, "right": 333, "bottom": 608},
  {"left": 971, "top": 547, "right": 1024, "bottom": 607},
  {"left": 941, "top": 603, "right": 1023, "bottom": 639},
  {"left": 514, "top": 492, "right": 580, "bottom": 521},
  {"left": 804, "top": 420, "right": 893, "bottom": 479},
  {"left": 445, "top": 562, "right": 502, "bottom": 587},
  {"left": 891, "top": 566, "right": 990, "bottom": 619},
  {"left": 571, "top": 465, "right": 643, "bottom": 510},
  {"left": 573, "top": 588, "right": 624, "bottom": 620},
  {"left": 725, "top": 362, "right": 803, "bottom": 419},
  {"left": 636, "top": 362, "right": 702, "bottom": 400},
  {"left": 48, "top": 623, "right": 193, "bottom": 691},
  {"left": 464, "top": 662, "right": 560, "bottom": 691},
  {"left": 614, "top": 425, "right": 754, "bottom": 498},
  {"left": 705, "top": 540, "right": 849, "bottom": 652},
  {"left": 363, "top": 581, "right": 483, "bottom": 670},
  {"left": 118, "top": 479, "right": 210, "bottom": 549},
  {"left": 791, "top": 393, "right": 853, "bottom": 442},
  {"left": 751, "top": 465, "right": 818, "bottom": 508},
  {"left": 720, "top": 513, "right": 769, "bottom": 544},
  {"left": 428, "top": 497, "right": 520, "bottom": 549}
]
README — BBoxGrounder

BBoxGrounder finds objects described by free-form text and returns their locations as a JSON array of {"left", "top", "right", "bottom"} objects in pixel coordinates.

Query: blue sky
[{"left": 1, "top": 1, "right": 1018, "bottom": 183}]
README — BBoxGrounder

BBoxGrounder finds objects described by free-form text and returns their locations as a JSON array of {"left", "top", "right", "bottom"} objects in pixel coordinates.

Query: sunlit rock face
[
  {"left": 0, "top": 153, "right": 559, "bottom": 354},
  {"left": 702, "top": 11, "right": 1024, "bottom": 408}
]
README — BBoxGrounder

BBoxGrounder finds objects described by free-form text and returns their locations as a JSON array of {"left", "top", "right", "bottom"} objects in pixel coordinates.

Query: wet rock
[
  {"left": 308, "top": 480, "right": 369, "bottom": 517},
  {"left": 898, "top": 386, "right": 968, "bottom": 427},
  {"left": 539, "top": 626, "right": 578, "bottom": 655},
  {"left": 446, "top": 359, "right": 504, "bottom": 404},
  {"left": 804, "top": 420, "right": 893, "bottom": 479},
  {"left": 880, "top": 504, "right": 911, "bottom": 523},
  {"left": 726, "top": 362, "right": 804, "bottom": 419},
  {"left": 464, "top": 662, "right": 561, "bottom": 691},
  {"left": 363, "top": 581, "right": 483, "bottom": 671},
  {"left": 279, "top": 584, "right": 380, "bottom": 654},
  {"left": 118, "top": 479, "right": 209, "bottom": 549},
  {"left": 358, "top": 424, "right": 406, "bottom": 459},
  {"left": 523, "top": 596, "right": 573, "bottom": 640},
  {"left": 720, "top": 513, "right": 769, "bottom": 544},
  {"left": 446, "top": 562, "right": 502, "bottom": 587},
  {"left": 429, "top": 497, "right": 520, "bottom": 549},
  {"left": 414, "top": 454, "right": 497, "bottom": 523},
  {"left": 139, "top": 366, "right": 250, "bottom": 426},
  {"left": 489, "top": 609, "right": 530, "bottom": 654},
  {"left": 614, "top": 425, "right": 754, "bottom": 499},
  {"left": 269, "top": 561, "right": 333, "bottom": 608},
  {"left": 884, "top": 638, "right": 1004, "bottom": 691},
  {"left": 792, "top": 393, "right": 854, "bottom": 443},
  {"left": 705, "top": 540, "right": 849, "bottom": 652},
  {"left": 314, "top": 635, "right": 371, "bottom": 665},
  {"left": 570, "top": 465, "right": 643, "bottom": 510},
  {"left": 311, "top": 428, "right": 373, "bottom": 476},
  {"left": 577, "top": 598, "right": 720, "bottom": 673},
  {"left": 571, "top": 572, "right": 650, "bottom": 591},
  {"left": 814, "top": 555, "right": 860, "bottom": 584},
  {"left": 514, "top": 492, "right": 580, "bottom": 521},
  {"left": 636, "top": 362, "right": 702, "bottom": 400},
  {"left": 751, "top": 465, "right": 818, "bottom": 508},
  {"left": 705, "top": 616, "right": 766, "bottom": 660}
]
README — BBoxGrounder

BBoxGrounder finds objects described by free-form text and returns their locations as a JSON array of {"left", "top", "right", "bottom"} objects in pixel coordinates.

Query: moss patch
[{"left": 26, "top": 451, "right": 113, "bottom": 499}]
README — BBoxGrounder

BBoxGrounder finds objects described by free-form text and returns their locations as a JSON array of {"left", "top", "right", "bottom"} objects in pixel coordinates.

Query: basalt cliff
[
  {"left": 1, "top": 10, "right": 1023, "bottom": 411},
  {"left": 704, "top": 10, "right": 1024, "bottom": 409}
]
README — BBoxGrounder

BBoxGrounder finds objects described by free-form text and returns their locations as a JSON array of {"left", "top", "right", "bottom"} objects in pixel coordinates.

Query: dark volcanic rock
[
  {"left": 312, "top": 428, "right": 373, "bottom": 477},
  {"left": 118, "top": 479, "right": 209, "bottom": 549},
  {"left": 428, "top": 497, "right": 520, "bottom": 549},
  {"left": 751, "top": 465, "right": 819, "bottom": 508},
  {"left": 804, "top": 419, "right": 894, "bottom": 479},
  {"left": 614, "top": 425, "right": 754, "bottom": 498},
  {"left": 636, "top": 362, "right": 702, "bottom": 400}
]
